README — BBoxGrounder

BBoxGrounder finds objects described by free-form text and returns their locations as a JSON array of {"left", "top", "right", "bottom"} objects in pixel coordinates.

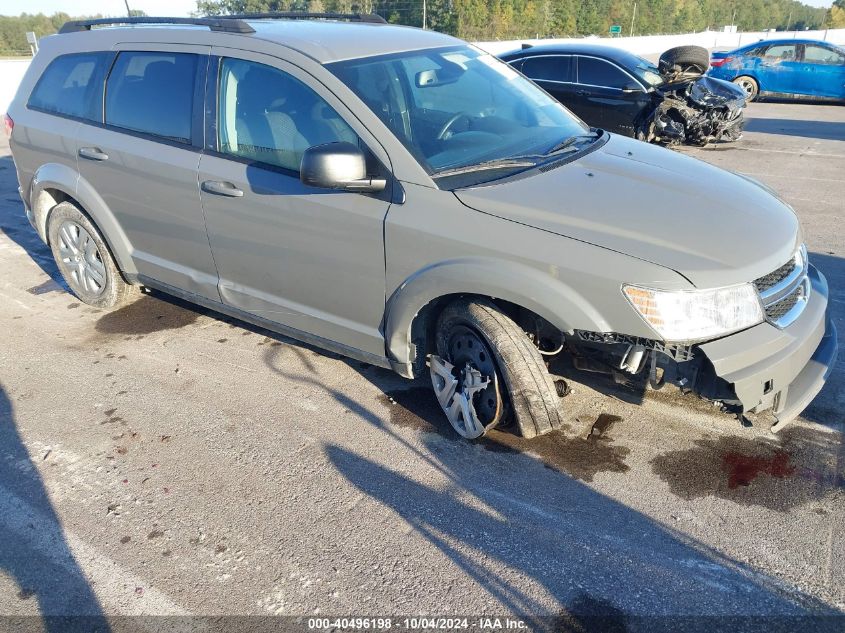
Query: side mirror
[
  {"left": 621, "top": 82, "right": 643, "bottom": 94},
  {"left": 300, "top": 142, "right": 386, "bottom": 193}
]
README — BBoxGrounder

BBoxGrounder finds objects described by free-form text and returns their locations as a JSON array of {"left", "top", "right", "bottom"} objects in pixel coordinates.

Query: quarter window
[
  {"left": 577, "top": 57, "right": 631, "bottom": 89},
  {"left": 105, "top": 51, "right": 198, "bottom": 143},
  {"left": 217, "top": 58, "right": 357, "bottom": 172},
  {"left": 803, "top": 45, "right": 845, "bottom": 65},
  {"left": 521, "top": 56, "right": 573, "bottom": 83},
  {"left": 28, "top": 52, "right": 110, "bottom": 120}
]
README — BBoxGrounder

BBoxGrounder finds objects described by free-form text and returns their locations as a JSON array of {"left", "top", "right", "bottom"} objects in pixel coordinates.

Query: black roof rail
[
  {"left": 219, "top": 12, "right": 388, "bottom": 24},
  {"left": 58, "top": 16, "right": 256, "bottom": 35}
]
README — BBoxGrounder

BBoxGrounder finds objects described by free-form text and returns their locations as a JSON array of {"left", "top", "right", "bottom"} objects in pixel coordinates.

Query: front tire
[
  {"left": 47, "top": 201, "right": 136, "bottom": 309},
  {"left": 430, "top": 298, "right": 564, "bottom": 440},
  {"left": 733, "top": 76, "right": 759, "bottom": 102}
]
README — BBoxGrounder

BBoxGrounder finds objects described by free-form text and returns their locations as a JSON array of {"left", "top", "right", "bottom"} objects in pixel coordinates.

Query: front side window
[
  {"left": 329, "top": 46, "right": 587, "bottom": 176},
  {"left": 105, "top": 51, "right": 198, "bottom": 143},
  {"left": 521, "top": 56, "right": 573, "bottom": 83},
  {"left": 217, "top": 58, "right": 358, "bottom": 172},
  {"left": 577, "top": 57, "right": 631, "bottom": 89},
  {"left": 803, "top": 45, "right": 845, "bottom": 65},
  {"left": 28, "top": 52, "right": 110, "bottom": 120}
]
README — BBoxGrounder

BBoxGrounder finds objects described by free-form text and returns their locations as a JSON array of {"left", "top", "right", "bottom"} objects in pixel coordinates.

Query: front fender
[{"left": 384, "top": 257, "right": 613, "bottom": 377}]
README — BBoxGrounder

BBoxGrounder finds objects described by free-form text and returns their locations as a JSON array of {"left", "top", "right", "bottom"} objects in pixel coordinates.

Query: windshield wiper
[
  {"left": 433, "top": 157, "right": 539, "bottom": 178},
  {"left": 545, "top": 131, "right": 601, "bottom": 155}
]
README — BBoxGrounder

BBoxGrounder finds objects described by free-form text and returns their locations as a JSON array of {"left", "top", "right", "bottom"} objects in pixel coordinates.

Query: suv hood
[{"left": 454, "top": 134, "right": 800, "bottom": 288}]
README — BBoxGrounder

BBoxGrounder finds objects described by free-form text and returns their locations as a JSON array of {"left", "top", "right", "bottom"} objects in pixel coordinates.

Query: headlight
[{"left": 623, "top": 283, "right": 764, "bottom": 342}]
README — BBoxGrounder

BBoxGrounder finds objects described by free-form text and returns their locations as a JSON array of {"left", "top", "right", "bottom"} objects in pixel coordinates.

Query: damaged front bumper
[
  {"left": 696, "top": 265, "right": 837, "bottom": 431},
  {"left": 646, "top": 76, "right": 747, "bottom": 146},
  {"left": 570, "top": 266, "right": 837, "bottom": 431}
]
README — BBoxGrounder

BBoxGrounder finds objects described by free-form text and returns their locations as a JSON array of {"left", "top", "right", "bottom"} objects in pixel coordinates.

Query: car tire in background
[
  {"left": 47, "top": 201, "right": 136, "bottom": 309},
  {"left": 732, "top": 76, "right": 760, "bottom": 102},
  {"left": 658, "top": 45, "right": 710, "bottom": 76},
  {"left": 429, "top": 298, "right": 564, "bottom": 440}
]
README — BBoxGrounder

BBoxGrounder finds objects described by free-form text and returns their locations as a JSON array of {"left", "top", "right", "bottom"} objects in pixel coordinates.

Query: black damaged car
[{"left": 499, "top": 43, "right": 746, "bottom": 146}]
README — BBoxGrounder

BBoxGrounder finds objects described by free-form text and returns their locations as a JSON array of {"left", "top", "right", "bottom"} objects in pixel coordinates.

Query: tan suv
[{"left": 6, "top": 14, "right": 837, "bottom": 440}]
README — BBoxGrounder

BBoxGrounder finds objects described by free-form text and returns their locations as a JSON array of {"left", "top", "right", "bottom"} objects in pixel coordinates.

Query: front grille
[
  {"left": 754, "top": 247, "right": 809, "bottom": 328},
  {"left": 754, "top": 259, "right": 797, "bottom": 294},
  {"left": 764, "top": 285, "right": 804, "bottom": 321}
]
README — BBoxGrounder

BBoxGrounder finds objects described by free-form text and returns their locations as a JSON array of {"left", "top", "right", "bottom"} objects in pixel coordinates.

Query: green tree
[{"left": 829, "top": 0, "right": 845, "bottom": 27}]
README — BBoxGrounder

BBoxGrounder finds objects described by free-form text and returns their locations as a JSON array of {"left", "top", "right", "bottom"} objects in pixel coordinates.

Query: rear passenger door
[
  {"left": 758, "top": 43, "right": 802, "bottom": 95},
  {"left": 15, "top": 52, "right": 111, "bottom": 200},
  {"left": 75, "top": 44, "right": 220, "bottom": 301},
  {"left": 197, "top": 49, "right": 391, "bottom": 358}
]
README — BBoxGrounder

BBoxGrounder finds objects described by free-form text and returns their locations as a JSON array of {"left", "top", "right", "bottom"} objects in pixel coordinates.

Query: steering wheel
[{"left": 437, "top": 112, "right": 472, "bottom": 141}]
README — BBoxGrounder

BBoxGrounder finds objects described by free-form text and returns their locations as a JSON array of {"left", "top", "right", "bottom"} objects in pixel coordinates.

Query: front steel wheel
[
  {"left": 429, "top": 324, "right": 504, "bottom": 439},
  {"left": 430, "top": 298, "right": 565, "bottom": 440}
]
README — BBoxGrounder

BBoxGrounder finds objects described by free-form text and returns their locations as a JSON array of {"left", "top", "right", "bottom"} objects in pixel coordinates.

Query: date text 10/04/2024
[{"left": 307, "top": 618, "right": 528, "bottom": 630}]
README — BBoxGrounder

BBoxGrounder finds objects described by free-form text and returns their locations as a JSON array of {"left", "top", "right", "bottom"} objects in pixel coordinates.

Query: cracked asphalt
[{"left": 0, "top": 101, "right": 843, "bottom": 631}]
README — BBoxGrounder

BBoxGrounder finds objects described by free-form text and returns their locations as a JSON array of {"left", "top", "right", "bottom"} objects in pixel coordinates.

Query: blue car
[{"left": 708, "top": 38, "right": 845, "bottom": 102}]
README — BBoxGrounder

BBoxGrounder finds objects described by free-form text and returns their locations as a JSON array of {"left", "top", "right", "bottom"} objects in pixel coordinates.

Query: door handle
[
  {"left": 78, "top": 147, "right": 109, "bottom": 161},
  {"left": 201, "top": 180, "right": 244, "bottom": 197},
  {"left": 576, "top": 89, "right": 589, "bottom": 96}
]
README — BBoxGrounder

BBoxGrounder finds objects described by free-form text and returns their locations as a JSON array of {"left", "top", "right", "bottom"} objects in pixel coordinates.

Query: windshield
[
  {"left": 633, "top": 57, "right": 664, "bottom": 87},
  {"left": 328, "top": 46, "right": 589, "bottom": 177}
]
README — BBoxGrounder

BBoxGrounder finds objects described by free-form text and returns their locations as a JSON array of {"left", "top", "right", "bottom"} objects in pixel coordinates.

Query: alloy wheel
[{"left": 57, "top": 220, "right": 107, "bottom": 296}]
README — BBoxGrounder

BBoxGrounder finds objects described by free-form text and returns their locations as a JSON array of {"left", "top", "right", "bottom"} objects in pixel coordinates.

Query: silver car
[{"left": 6, "top": 14, "right": 837, "bottom": 440}]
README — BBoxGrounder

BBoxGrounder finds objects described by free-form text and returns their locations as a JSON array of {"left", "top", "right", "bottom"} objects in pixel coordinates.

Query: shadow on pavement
[
  {"left": 801, "top": 252, "right": 844, "bottom": 427},
  {"left": 0, "top": 385, "right": 110, "bottom": 631},
  {"left": 0, "top": 154, "right": 66, "bottom": 286},
  {"left": 743, "top": 118, "right": 845, "bottom": 142},
  {"left": 259, "top": 343, "right": 843, "bottom": 629}
]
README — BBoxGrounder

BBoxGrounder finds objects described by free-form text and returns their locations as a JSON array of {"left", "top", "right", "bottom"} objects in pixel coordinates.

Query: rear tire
[
  {"left": 658, "top": 45, "right": 710, "bottom": 76},
  {"left": 47, "top": 201, "right": 136, "bottom": 310},
  {"left": 430, "top": 298, "right": 564, "bottom": 440},
  {"left": 732, "top": 75, "right": 759, "bottom": 102}
]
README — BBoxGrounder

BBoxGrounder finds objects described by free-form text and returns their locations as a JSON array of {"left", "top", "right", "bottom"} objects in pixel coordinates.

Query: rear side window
[
  {"left": 577, "top": 57, "right": 631, "bottom": 89},
  {"left": 522, "top": 56, "right": 573, "bottom": 83},
  {"left": 764, "top": 44, "right": 797, "bottom": 61},
  {"left": 28, "top": 52, "right": 110, "bottom": 120},
  {"left": 105, "top": 51, "right": 198, "bottom": 143}
]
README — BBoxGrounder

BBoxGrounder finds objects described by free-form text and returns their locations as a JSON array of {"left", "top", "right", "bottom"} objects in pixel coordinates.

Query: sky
[
  {"left": 2, "top": 0, "right": 198, "bottom": 17},
  {"left": 0, "top": 0, "right": 834, "bottom": 17}
]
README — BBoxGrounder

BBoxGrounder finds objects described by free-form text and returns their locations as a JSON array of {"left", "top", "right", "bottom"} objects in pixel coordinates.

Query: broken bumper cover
[{"left": 697, "top": 265, "right": 837, "bottom": 430}]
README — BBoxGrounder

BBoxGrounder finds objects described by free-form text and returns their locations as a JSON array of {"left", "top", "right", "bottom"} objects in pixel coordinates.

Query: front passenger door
[
  {"left": 799, "top": 44, "right": 845, "bottom": 99},
  {"left": 575, "top": 56, "right": 649, "bottom": 136},
  {"left": 198, "top": 51, "right": 392, "bottom": 357}
]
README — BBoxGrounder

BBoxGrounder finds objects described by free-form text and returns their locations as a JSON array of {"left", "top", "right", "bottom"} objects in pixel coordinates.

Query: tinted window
[
  {"left": 803, "top": 45, "right": 845, "bottom": 65},
  {"left": 521, "top": 56, "right": 573, "bottom": 83},
  {"left": 28, "top": 52, "right": 110, "bottom": 120},
  {"left": 577, "top": 57, "right": 631, "bottom": 89},
  {"left": 105, "top": 52, "right": 198, "bottom": 142},
  {"left": 218, "top": 58, "right": 357, "bottom": 172},
  {"left": 764, "top": 44, "right": 797, "bottom": 61}
]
